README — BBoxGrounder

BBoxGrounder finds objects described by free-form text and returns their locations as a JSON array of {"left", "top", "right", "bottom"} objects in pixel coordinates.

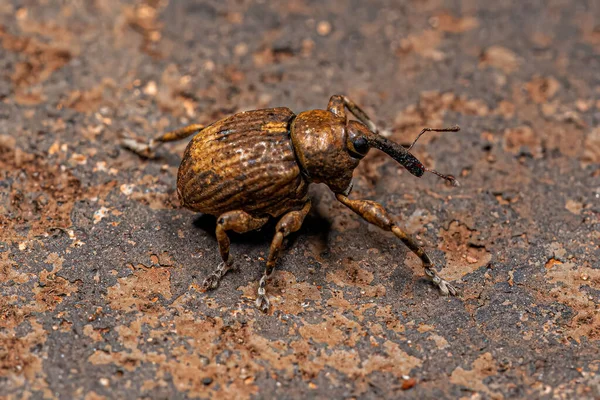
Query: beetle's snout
[
  {"left": 369, "top": 134, "right": 425, "bottom": 177},
  {"left": 352, "top": 121, "right": 461, "bottom": 186},
  {"left": 347, "top": 120, "right": 425, "bottom": 177}
]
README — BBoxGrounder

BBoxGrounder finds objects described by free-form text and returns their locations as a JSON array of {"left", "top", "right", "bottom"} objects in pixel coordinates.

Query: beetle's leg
[
  {"left": 202, "top": 210, "right": 268, "bottom": 291},
  {"left": 256, "top": 201, "right": 311, "bottom": 312},
  {"left": 121, "top": 124, "right": 205, "bottom": 158},
  {"left": 327, "top": 95, "right": 378, "bottom": 134},
  {"left": 327, "top": 95, "right": 347, "bottom": 118},
  {"left": 335, "top": 193, "right": 458, "bottom": 296}
]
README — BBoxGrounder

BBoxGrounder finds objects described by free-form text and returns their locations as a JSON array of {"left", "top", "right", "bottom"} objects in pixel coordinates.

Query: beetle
[{"left": 122, "top": 95, "right": 460, "bottom": 312}]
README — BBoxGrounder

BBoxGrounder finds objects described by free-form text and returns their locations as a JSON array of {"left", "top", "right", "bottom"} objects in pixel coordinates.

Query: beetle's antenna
[
  {"left": 425, "top": 168, "right": 460, "bottom": 186},
  {"left": 407, "top": 126, "right": 460, "bottom": 151}
]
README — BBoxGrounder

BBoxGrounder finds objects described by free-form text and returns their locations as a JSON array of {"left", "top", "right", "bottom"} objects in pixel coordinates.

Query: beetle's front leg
[
  {"left": 257, "top": 201, "right": 311, "bottom": 312},
  {"left": 335, "top": 193, "right": 458, "bottom": 296},
  {"left": 327, "top": 95, "right": 379, "bottom": 134},
  {"left": 121, "top": 123, "right": 205, "bottom": 158},
  {"left": 203, "top": 210, "right": 268, "bottom": 291}
]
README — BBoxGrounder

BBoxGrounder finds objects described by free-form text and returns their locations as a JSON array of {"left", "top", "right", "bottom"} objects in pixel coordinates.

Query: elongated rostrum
[{"left": 122, "top": 95, "right": 461, "bottom": 312}]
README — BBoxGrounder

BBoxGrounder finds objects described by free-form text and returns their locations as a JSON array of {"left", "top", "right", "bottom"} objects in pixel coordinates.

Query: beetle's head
[{"left": 290, "top": 110, "right": 458, "bottom": 193}]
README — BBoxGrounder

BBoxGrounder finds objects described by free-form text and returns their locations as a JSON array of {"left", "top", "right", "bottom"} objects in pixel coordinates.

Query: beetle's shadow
[
  {"left": 192, "top": 211, "right": 331, "bottom": 250},
  {"left": 295, "top": 212, "right": 331, "bottom": 247},
  {"left": 192, "top": 214, "right": 271, "bottom": 245}
]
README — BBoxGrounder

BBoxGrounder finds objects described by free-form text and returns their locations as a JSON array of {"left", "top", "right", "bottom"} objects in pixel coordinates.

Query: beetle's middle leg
[
  {"left": 121, "top": 124, "right": 205, "bottom": 158},
  {"left": 202, "top": 210, "right": 268, "bottom": 291},
  {"left": 256, "top": 200, "right": 311, "bottom": 312},
  {"left": 335, "top": 193, "right": 458, "bottom": 296}
]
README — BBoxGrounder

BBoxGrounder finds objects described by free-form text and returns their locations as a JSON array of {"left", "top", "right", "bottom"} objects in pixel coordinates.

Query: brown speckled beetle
[{"left": 123, "top": 95, "right": 460, "bottom": 311}]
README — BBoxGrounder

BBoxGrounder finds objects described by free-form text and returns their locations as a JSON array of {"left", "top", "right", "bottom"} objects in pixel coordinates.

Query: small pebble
[
  {"left": 202, "top": 377, "right": 213, "bottom": 385},
  {"left": 466, "top": 255, "right": 478, "bottom": 264},
  {"left": 143, "top": 81, "right": 157, "bottom": 96},
  {"left": 234, "top": 43, "right": 248, "bottom": 57},
  {"left": 401, "top": 377, "right": 417, "bottom": 390},
  {"left": 317, "top": 21, "right": 331, "bottom": 36}
]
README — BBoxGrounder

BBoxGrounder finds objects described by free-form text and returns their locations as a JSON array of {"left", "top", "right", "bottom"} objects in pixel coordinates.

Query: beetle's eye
[{"left": 352, "top": 137, "right": 369, "bottom": 154}]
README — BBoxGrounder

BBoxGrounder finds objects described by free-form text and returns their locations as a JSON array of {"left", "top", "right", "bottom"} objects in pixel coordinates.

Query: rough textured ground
[{"left": 1, "top": 0, "right": 599, "bottom": 399}]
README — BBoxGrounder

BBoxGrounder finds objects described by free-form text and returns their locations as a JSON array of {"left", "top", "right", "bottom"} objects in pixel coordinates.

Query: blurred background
[{"left": 1, "top": 1, "right": 599, "bottom": 399}]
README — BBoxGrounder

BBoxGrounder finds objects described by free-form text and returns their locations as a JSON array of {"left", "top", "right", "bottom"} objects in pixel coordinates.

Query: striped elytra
[{"left": 177, "top": 107, "right": 309, "bottom": 218}]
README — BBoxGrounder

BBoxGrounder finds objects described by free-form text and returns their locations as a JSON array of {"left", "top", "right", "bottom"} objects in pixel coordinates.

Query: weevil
[{"left": 122, "top": 95, "right": 460, "bottom": 312}]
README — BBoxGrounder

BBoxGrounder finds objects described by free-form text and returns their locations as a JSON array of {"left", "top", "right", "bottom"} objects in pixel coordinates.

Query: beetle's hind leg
[
  {"left": 335, "top": 194, "right": 458, "bottom": 296},
  {"left": 202, "top": 211, "right": 268, "bottom": 291},
  {"left": 256, "top": 201, "right": 311, "bottom": 312},
  {"left": 121, "top": 124, "right": 205, "bottom": 158}
]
